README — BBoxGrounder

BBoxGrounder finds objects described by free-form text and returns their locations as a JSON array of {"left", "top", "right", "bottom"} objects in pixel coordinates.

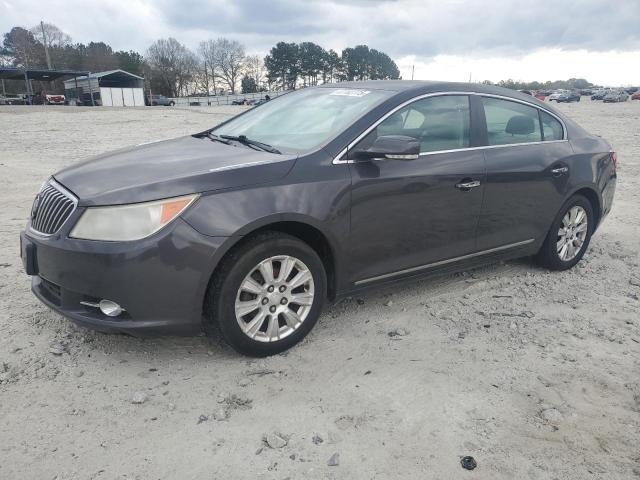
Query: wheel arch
[
  {"left": 570, "top": 186, "right": 602, "bottom": 228},
  {"left": 246, "top": 221, "right": 338, "bottom": 300},
  {"left": 202, "top": 216, "right": 341, "bottom": 321},
  {"left": 537, "top": 184, "right": 603, "bottom": 251}
]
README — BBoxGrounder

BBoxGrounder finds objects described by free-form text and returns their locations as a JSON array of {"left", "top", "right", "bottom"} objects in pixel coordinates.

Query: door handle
[
  {"left": 455, "top": 180, "right": 481, "bottom": 190},
  {"left": 551, "top": 166, "right": 569, "bottom": 175}
]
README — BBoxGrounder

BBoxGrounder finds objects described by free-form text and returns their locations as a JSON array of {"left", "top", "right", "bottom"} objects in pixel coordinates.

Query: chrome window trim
[
  {"left": 354, "top": 238, "right": 535, "bottom": 286},
  {"left": 332, "top": 91, "right": 568, "bottom": 165},
  {"left": 29, "top": 178, "right": 78, "bottom": 237}
]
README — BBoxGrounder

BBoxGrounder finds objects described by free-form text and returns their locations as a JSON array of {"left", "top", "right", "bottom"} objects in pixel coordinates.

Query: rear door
[
  {"left": 346, "top": 94, "right": 486, "bottom": 284},
  {"left": 476, "top": 96, "right": 573, "bottom": 250}
]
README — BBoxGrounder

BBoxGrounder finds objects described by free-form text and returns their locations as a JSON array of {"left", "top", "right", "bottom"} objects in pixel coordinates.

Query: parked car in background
[
  {"left": 555, "top": 91, "right": 581, "bottom": 103},
  {"left": 246, "top": 98, "right": 270, "bottom": 106},
  {"left": 45, "top": 94, "right": 65, "bottom": 105},
  {"left": 547, "top": 90, "right": 569, "bottom": 102},
  {"left": 150, "top": 95, "right": 175, "bottom": 106},
  {"left": 603, "top": 90, "right": 629, "bottom": 103},
  {"left": 0, "top": 94, "right": 26, "bottom": 105},
  {"left": 534, "top": 92, "right": 546, "bottom": 101},
  {"left": 591, "top": 89, "right": 610, "bottom": 100},
  {"left": 518, "top": 90, "right": 533, "bottom": 96},
  {"left": 625, "top": 87, "right": 638, "bottom": 94},
  {"left": 231, "top": 98, "right": 248, "bottom": 105},
  {"left": 578, "top": 89, "right": 593, "bottom": 96},
  {"left": 631, "top": 91, "right": 640, "bottom": 100},
  {"left": 20, "top": 81, "right": 617, "bottom": 356}
]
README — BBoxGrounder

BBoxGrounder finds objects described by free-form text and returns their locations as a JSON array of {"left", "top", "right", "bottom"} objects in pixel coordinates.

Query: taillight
[{"left": 610, "top": 151, "right": 618, "bottom": 170}]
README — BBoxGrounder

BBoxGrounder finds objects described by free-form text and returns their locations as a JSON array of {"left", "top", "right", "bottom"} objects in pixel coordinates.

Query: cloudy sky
[{"left": 2, "top": 0, "right": 640, "bottom": 85}]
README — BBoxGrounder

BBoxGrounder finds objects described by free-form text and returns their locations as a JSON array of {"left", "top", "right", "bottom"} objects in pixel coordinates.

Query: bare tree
[
  {"left": 213, "top": 38, "right": 245, "bottom": 94},
  {"left": 244, "top": 54, "right": 266, "bottom": 90},
  {"left": 28, "top": 22, "right": 72, "bottom": 69},
  {"left": 146, "top": 38, "right": 197, "bottom": 97},
  {"left": 198, "top": 39, "right": 218, "bottom": 95},
  {"left": 30, "top": 22, "right": 71, "bottom": 48}
]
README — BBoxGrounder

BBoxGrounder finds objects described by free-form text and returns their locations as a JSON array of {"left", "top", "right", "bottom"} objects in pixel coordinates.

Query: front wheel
[
  {"left": 205, "top": 232, "right": 326, "bottom": 356},
  {"left": 535, "top": 195, "right": 594, "bottom": 270}
]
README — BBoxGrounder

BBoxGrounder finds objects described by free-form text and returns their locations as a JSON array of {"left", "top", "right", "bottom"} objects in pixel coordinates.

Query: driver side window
[{"left": 355, "top": 95, "right": 470, "bottom": 154}]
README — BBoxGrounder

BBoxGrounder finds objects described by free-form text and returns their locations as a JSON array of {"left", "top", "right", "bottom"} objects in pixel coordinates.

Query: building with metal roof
[{"left": 63, "top": 69, "right": 145, "bottom": 107}]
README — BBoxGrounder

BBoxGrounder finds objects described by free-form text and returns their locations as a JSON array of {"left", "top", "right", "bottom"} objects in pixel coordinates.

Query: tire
[
  {"left": 577, "top": 97, "right": 581, "bottom": 102},
  {"left": 205, "top": 231, "right": 327, "bottom": 357},
  {"left": 535, "top": 194, "right": 594, "bottom": 271},
  {"left": 169, "top": 101, "right": 175, "bottom": 106}
]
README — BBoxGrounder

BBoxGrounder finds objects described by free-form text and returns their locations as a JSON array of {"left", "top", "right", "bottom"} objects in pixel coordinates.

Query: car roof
[{"left": 317, "top": 80, "right": 549, "bottom": 107}]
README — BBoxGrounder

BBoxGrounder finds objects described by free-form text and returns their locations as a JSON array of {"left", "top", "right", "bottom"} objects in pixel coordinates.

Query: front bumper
[{"left": 21, "top": 216, "right": 227, "bottom": 336}]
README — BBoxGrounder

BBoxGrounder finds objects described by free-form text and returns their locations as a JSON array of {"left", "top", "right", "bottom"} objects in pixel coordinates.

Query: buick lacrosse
[{"left": 21, "top": 81, "right": 617, "bottom": 356}]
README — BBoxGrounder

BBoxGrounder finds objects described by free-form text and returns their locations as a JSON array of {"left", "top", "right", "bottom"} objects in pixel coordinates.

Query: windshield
[{"left": 213, "top": 87, "right": 393, "bottom": 154}]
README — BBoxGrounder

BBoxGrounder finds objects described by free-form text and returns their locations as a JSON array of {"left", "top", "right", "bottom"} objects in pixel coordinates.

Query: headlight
[{"left": 70, "top": 195, "right": 198, "bottom": 241}]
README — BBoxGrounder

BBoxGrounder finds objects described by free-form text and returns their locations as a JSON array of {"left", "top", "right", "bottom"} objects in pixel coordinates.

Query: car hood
[{"left": 54, "top": 135, "right": 297, "bottom": 206}]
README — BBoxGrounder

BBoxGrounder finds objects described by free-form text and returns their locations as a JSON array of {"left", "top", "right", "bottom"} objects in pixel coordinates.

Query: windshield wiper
[
  {"left": 220, "top": 135, "right": 281, "bottom": 154},
  {"left": 206, "top": 133, "right": 232, "bottom": 145}
]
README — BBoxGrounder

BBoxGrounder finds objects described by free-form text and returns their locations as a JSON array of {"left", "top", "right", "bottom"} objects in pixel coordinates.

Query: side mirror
[{"left": 352, "top": 135, "right": 420, "bottom": 161}]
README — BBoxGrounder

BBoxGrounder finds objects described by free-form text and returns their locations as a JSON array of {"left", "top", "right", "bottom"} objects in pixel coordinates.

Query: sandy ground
[{"left": 0, "top": 101, "right": 638, "bottom": 480}]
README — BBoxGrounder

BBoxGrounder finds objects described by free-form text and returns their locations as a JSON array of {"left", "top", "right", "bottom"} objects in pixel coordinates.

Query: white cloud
[{"left": 398, "top": 49, "right": 640, "bottom": 86}]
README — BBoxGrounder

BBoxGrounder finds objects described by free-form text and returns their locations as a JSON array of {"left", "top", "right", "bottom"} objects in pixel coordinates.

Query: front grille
[{"left": 30, "top": 181, "right": 77, "bottom": 235}]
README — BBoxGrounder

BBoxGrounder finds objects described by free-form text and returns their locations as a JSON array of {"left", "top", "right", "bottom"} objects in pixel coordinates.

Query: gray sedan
[{"left": 21, "top": 81, "right": 617, "bottom": 356}]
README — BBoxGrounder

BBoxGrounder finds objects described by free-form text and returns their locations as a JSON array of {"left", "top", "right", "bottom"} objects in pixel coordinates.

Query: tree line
[
  {"left": 1, "top": 25, "right": 145, "bottom": 77},
  {"left": 1, "top": 23, "right": 400, "bottom": 97},
  {"left": 3, "top": 23, "right": 594, "bottom": 97},
  {"left": 264, "top": 42, "right": 400, "bottom": 90},
  {"left": 481, "top": 78, "right": 595, "bottom": 91}
]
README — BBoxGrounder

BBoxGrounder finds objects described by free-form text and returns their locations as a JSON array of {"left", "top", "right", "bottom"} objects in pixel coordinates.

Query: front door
[{"left": 346, "top": 94, "right": 486, "bottom": 284}]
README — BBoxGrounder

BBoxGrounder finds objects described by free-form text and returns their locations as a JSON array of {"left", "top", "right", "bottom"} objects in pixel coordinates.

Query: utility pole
[
  {"left": 40, "top": 21, "right": 52, "bottom": 69},
  {"left": 411, "top": 65, "right": 415, "bottom": 81}
]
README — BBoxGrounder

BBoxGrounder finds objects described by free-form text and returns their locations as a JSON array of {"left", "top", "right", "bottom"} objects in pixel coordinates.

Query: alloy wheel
[
  {"left": 234, "top": 255, "right": 315, "bottom": 342},
  {"left": 556, "top": 206, "right": 588, "bottom": 261}
]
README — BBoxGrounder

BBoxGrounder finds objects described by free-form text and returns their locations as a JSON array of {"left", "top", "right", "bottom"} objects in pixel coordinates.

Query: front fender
[{"left": 181, "top": 156, "right": 352, "bottom": 294}]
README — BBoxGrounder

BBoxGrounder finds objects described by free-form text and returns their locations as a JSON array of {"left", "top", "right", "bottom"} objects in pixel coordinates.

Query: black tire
[
  {"left": 169, "top": 101, "right": 175, "bottom": 106},
  {"left": 577, "top": 97, "right": 581, "bottom": 102},
  {"left": 535, "top": 194, "right": 594, "bottom": 271},
  {"left": 205, "top": 231, "right": 326, "bottom": 357}
]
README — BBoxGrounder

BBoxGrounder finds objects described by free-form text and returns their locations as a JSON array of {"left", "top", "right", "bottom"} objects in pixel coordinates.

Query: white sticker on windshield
[{"left": 329, "top": 89, "right": 371, "bottom": 97}]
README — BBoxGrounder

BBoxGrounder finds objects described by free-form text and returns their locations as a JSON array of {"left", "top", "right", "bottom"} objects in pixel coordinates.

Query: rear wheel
[
  {"left": 205, "top": 232, "right": 326, "bottom": 356},
  {"left": 536, "top": 195, "right": 594, "bottom": 270}
]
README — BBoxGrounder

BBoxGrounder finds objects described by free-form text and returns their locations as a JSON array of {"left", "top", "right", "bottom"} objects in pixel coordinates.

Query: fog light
[{"left": 99, "top": 299, "right": 124, "bottom": 317}]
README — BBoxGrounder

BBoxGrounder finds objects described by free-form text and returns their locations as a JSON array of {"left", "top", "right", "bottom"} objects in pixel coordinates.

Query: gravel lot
[{"left": 0, "top": 101, "right": 638, "bottom": 480}]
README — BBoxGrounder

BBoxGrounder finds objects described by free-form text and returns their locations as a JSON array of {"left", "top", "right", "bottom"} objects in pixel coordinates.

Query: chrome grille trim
[{"left": 30, "top": 179, "right": 78, "bottom": 235}]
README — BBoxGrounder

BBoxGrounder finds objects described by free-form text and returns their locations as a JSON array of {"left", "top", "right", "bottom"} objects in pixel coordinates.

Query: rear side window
[
  {"left": 482, "top": 97, "right": 542, "bottom": 145},
  {"left": 540, "top": 111, "right": 564, "bottom": 140},
  {"left": 359, "top": 95, "right": 470, "bottom": 153}
]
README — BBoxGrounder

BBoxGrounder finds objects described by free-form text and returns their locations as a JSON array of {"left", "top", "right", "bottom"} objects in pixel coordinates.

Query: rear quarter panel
[{"left": 568, "top": 135, "right": 616, "bottom": 223}]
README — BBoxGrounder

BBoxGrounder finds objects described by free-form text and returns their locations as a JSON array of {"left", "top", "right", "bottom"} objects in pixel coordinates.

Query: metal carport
[{"left": 0, "top": 68, "right": 90, "bottom": 104}]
